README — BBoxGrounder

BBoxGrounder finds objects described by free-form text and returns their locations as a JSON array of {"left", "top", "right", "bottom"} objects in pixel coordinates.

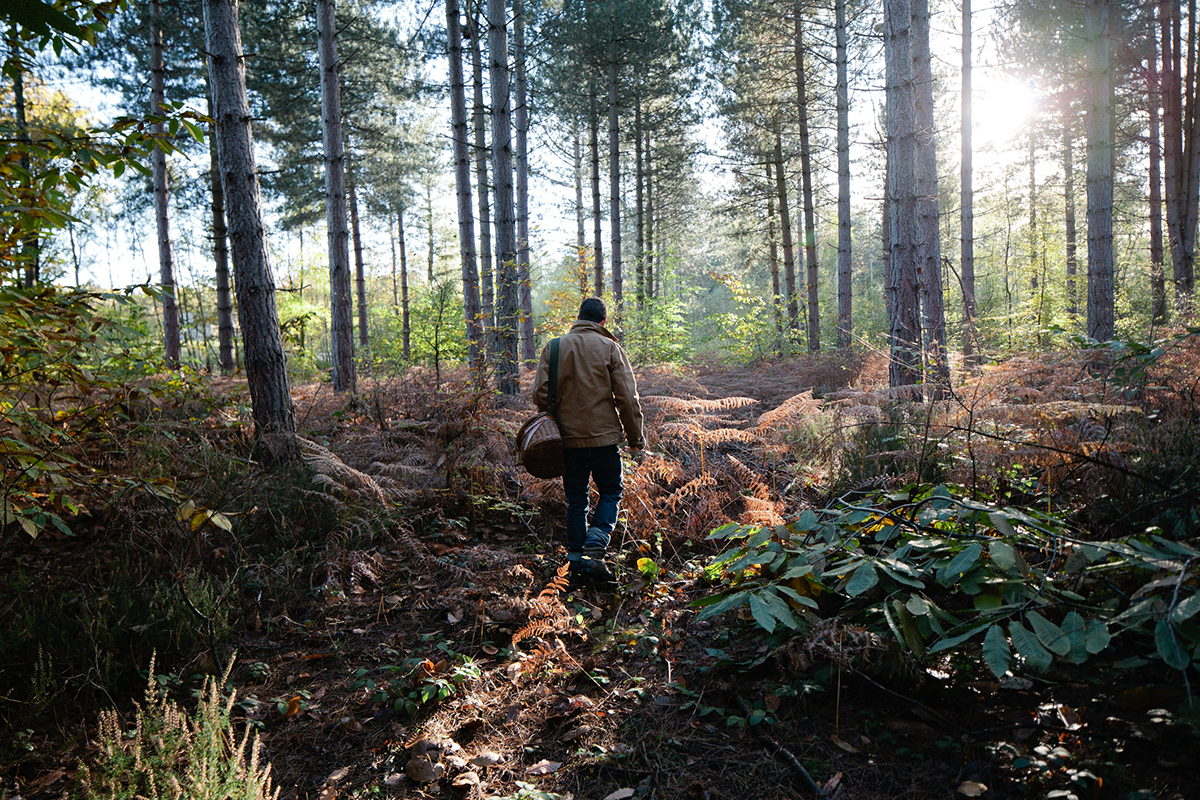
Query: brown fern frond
[
  {"left": 756, "top": 390, "right": 823, "bottom": 431},
  {"left": 299, "top": 437, "right": 389, "bottom": 504},
  {"left": 538, "top": 564, "right": 570, "bottom": 600},
  {"left": 663, "top": 474, "right": 718, "bottom": 512},
  {"left": 727, "top": 454, "right": 771, "bottom": 499}
]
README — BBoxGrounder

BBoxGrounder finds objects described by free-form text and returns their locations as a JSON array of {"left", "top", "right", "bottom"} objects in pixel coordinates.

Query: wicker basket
[{"left": 516, "top": 412, "right": 565, "bottom": 478}]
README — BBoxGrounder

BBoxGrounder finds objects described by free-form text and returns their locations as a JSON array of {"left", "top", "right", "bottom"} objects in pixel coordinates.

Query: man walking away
[{"left": 532, "top": 297, "right": 644, "bottom": 588}]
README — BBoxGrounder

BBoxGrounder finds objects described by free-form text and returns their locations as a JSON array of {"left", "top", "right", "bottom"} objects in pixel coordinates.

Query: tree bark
[
  {"left": 835, "top": 0, "right": 852, "bottom": 350},
  {"left": 203, "top": 0, "right": 295, "bottom": 441},
  {"left": 911, "top": 0, "right": 946, "bottom": 394},
  {"left": 488, "top": 0, "right": 519, "bottom": 394},
  {"left": 590, "top": 77, "right": 604, "bottom": 296},
  {"left": 767, "top": 159, "right": 783, "bottom": 351},
  {"left": 774, "top": 122, "right": 799, "bottom": 341},
  {"left": 793, "top": 1, "right": 819, "bottom": 352},
  {"left": 1064, "top": 102, "right": 1078, "bottom": 317},
  {"left": 207, "top": 87, "right": 235, "bottom": 375},
  {"left": 347, "top": 147, "right": 368, "bottom": 350},
  {"left": 645, "top": 129, "right": 654, "bottom": 300},
  {"left": 151, "top": 0, "right": 181, "bottom": 367},
  {"left": 635, "top": 89, "right": 645, "bottom": 312},
  {"left": 608, "top": 57, "right": 623, "bottom": 323},
  {"left": 575, "top": 121, "right": 588, "bottom": 295},
  {"left": 316, "top": 0, "right": 356, "bottom": 392},
  {"left": 514, "top": 0, "right": 534, "bottom": 361},
  {"left": 960, "top": 0, "right": 976, "bottom": 364},
  {"left": 1085, "top": 0, "right": 1114, "bottom": 341},
  {"left": 9, "top": 34, "right": 39, "bottom": 287},
  {"left": 885, "top": 0, "right": 922, "bottom": 394},
  {"left": 1150, "top": 10, "right": 1167, "bottom": 325},
  {"left": 448, "top": 0, "right": 485, "bottom": 377},
  {"left": 467, "top": 8, "right": 495, "bottom": 347},
  {"left": 399, "top": 206, "right": 411, "bottom": 361}
]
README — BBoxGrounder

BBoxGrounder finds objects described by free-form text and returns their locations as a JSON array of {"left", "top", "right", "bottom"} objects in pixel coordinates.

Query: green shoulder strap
[{"left": 547, "top": 338, "right": 561, "bottom": 415}]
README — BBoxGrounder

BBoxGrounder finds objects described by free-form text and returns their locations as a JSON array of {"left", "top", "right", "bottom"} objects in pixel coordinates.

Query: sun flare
[{"left": 972, "top": 77, "right": 1037, "bottom": 150}]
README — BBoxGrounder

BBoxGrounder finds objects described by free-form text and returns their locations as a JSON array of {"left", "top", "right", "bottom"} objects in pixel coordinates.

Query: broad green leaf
[
  {"left": 748, "top": 593, "right": 777, "bottom": 633},
  {"left": 708, "top": 522, "right": 742, "bottom": 540},
  {"left": 1061, "top": 612, "right": 1089, "bottom": 663},
  {"left": 779, "top": 564, "right": 814, "bottom": 580},
  {"left": 1155, "top": 620, "right": 1191, "bottom": 671},
  {"left": 906, "top": 596, "right": 929, "bottom": 616},
  {"left": 983, "top": 624, "right": 1012, "bottom": 679},
  {"left": 1172, "top": 591, "right": 1200, "bottom": 624},
  {"left": 757, "top": 589, "right": 800, "bottom": 630},
  {"left": 845, "top": 562, "right": 879, "bottom": 597},
  {"left": 1009, "top": 622, "right": 1052, "bottom": 672},
  {"left": 746, "top": 527, "right": 774, "bottom": 548},
  {"left": 773, "top": 585, "right": 819, "bottom": 609},
  {"left": 928, "top": 622, "right": 990, "bottom": 654},
  {"left": 989, "top": 540, "right": 1017, "bottom": 570},
  {"left": 1028, "top": 611, "right": 1070, "bottom": 656},
  {"left": 1084, "top": 620, "right": 1111, "bottom": 654},
  {"left": 789, "top": 510, "right": 820, "bottom": 532},
  {"left": 878, "top": 559, "right": 926, "bottom": 588},
  {"left": 940, "top": 543, "right": 982, "bottom": 585},
  {"left": 694, "top": 590, "right": 750, "bottom": 619},
  {"left": 988, "top": 511, "right": 1017, "bottom": 537}
]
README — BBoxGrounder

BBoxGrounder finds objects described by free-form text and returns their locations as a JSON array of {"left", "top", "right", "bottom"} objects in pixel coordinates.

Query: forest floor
[{"left": 2, "top": 348, "right": 1198, "bottom": 800}]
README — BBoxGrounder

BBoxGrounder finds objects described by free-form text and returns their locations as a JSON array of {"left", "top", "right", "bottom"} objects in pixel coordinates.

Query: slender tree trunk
[
  {"left": 514, "top": 0, "right": 534, "bottom": 361},
  {"left": 608, "top": 57, "right": 623, "bottom": 323},
  {"left": 399, "top": 206, "right": 411, "bottom": 361},
  {"left": 575, "top": 121, "right": 588, "bottom": 295},
  {"left": 207, "top": 89, "right": 235, "bottom": 374},
  {"left": 391, "top": 211, "right": 399, "bottom": 312},
  {"left": 1181, "top": 0, "right": 1200, "bottom": 306},
  {"left": 425, "top": 179, "right": 435, "bottom": 282},
  {"left": 773, "top": 121, "right": 799, "bottom": 339},
  {"left": 488, "top": 0, "right": 519, "bottom": 393},
  {"left": 645, "top": 130, "right": 654, "bottom": 300},
  {"left": 911, "top": 0, "right": 946, "bottom": 393},
  {"left": 151, "top": 0, "right": 181, "bottom": 367},
  {"left": 448, "top": 0, "right": 485, "bottom": 377},
  {"left": 317, "top": 0, "right": 356, "bottom": 392},
  {"left": 203, "top": 0, "right": 295, "bottom": 442},
  {"left": 960, "top": 0, "right": 977, "bottom": 364},
  {"left": 835, "top": 0, "right": 852, "bottom": 350},
  {"left": 885, "top": 0, "right": 922, "bottom": 394},
  {"left": 9, "top": 34, "right": 39, "bottom": 287},
  {"left": 793, "top": 1, "right": 819, "bottom": 352},
  {"left": 347, "top": 147, "right": 368, "bottom": 350},
  {"left": 1085, "top": 0, "right": 1114, "bottom": 341},
  {"left": 468, "top": 9, "right": 495, "bottom": 347},
  {"left": 767, "top": 159, "right": 783, "bottom": 351},
  {"left": 1029, "top": 131, "right": 1038, "bottom": 292},
  {"left": 1064, "top": 105, "right": 1078, "bottom": 316},
  {"left": 1150, "top": 13, "right": 1167, "bottom": 325},
  {"left": 589, "top": 77, "right": 604, "bottom": 295},
  {"left": 635, "top": 90, "right": 645, "bottom": 312}
]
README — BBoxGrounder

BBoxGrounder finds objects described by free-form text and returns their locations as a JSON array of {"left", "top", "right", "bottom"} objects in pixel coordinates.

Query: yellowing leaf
[
  {"left": 831, "top": 734, "right": 859, "bottom": 753},
  {"left": 957, "top": 780, "right": 988, "bottom": 796},
  {"left": 525, "top": 759, "right": 562, "bottom": 775},
  {"left": 210, "top": 512, "right": 233, "bottom": 532}
]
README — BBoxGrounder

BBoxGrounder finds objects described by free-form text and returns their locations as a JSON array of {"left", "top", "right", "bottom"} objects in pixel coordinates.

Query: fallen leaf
[
  {"left": 342, "top": 718, "right": 364, "bottom": 734},
  {"left": 318, "top": 786, "right": 336, "bottom": 800},
  {"left": 561, "top": 725, "right": 592, "bottom": 741},
  {"left": 29, "top": 770, "right": 65, "bottom": 792},
  {"left": 283, "top": 696, "right": 303, "bottom": 717},
  {"left": 447, "top": 608, "right": 464, "bottom": 624},
  {"left": 603, "top": 789, "right": 635, "bottom": 800},
  {"left": 831, "top": 734, "right": 859, "bottom": 753},
  {"left": 383, "top": 774, "right": 404, "bottom": 787},
  {"left": 405, "top": 756, "right": 445, "bottom": 783},
  {"left": 526, "top": 759, "right": 562, "bottom": 775},
  {"left": 481, "top": 645, "right": 499, "bottom": 655},
  {"left": 822, "top": 772, "right": 843, "bottom": 794},
  {"left": 957, "top": 780, "right": 988, "bottom": 797},
  {"left": 506, "top": 661, "right": 524, "bottom": 681},
  {"left": 452, "top": 772, "right": 481, "bottom": 788},
  {"left": 326, "top": 767, "right": 351, "bottom": 783},
  {"left": 568, "top": 694, "right": 595, "bottom": 709},
  {"left": 470, "top": 750, "right": 503, "bottom": 767},
  {"left": 384, "top": 594, "right": 404, "bottom": 606}
]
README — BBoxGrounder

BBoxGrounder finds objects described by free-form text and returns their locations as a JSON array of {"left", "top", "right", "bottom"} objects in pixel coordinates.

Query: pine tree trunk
[
  {"left": 767, "top": 159, "right": 783, "bottom": 352},
  {"left": 911, "top": 0, "right": 946, "bottom": 394},
  {"left": 207, "top": 88, "right": 235, "bottom": 375},
  {"left": 608, "top": 58, "right": 623, "bottom": 323},
  {"left": 1085, "top": 0, "right": 1114, "bottom": 341},
  {"left": 347, "top": 148, "right": 368, "bottom": 350},
  {"left": 575, "top": 122, "right": 588, "bottom": 295},
  {"left": 488, "top": 0, "right": 520, "bottom": 394},
  {"left": 835, "top": 0, "right": 853, "bottom": 350},
  {"left": 590, "top": 77, "right": 604, "bottom": 296},
  {"left": 1064, "top": 105, "right": 1078, "bottom": 317},
  {"left": 1150, "top": 12, "right": 1167, "bottom": 325},
  {"left": 885, "top": 0, "right": 922, "bottom": 395},
  {"left": 9, "top": 34, "right": 39, "bottom": 287},
  {"left": 793, "top": 1, "right": 819, "bottom": 352},
  {"left": 447, "top": 0, "right": 485, "bottom": 376},
  {"left": 645, "top": 130, "right": 654, "bottom": 300},
  {"left": 514, "top": 0, "right": 534, "bottom": 361},
  {"left": 399, "top": 207, "right": 411, "bottom": 361},
  {"left": 774, "top": 121, "right": 799, "bottom": 340},
  {"left": 468, "top": 9, "right": 495, "bottom": 347},
  {"left": 960, "top": 0, "right": 976, "bottom": 364},
  {"left": 203, "top": 0, "right": 295, "bottom": 442},
  {"left": 316, "top": 0, "right": 356, "bottom": 392},
  {"left": 635, "top": 90, "right": 645, "bottom": 313},
  {"left": 151, "top": 0, "right": 181, "bottom": 367}
]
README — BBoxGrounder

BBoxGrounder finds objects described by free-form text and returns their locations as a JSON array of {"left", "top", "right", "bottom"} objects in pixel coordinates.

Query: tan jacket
[{"left": 532, "top": 320, "right": 645, "bottom": 449}]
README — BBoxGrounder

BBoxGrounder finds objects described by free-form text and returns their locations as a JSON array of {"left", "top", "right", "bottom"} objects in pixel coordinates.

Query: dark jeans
[{"left": 562, "top": 444, "right": 623, "bottom": 556}]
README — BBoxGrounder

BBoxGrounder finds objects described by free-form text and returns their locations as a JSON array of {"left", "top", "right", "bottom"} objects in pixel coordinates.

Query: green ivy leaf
[{"left": 983, "top": 624, "right": 1012, "bottom": 679}]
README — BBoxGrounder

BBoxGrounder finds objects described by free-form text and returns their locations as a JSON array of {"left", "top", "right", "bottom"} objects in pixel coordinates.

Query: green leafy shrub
[{"left": 696, "top": 484, "right": 1200, "bottom": 679}]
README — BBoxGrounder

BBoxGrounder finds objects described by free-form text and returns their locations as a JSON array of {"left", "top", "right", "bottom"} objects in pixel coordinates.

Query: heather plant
[{"left": 77, "top": 656, "right": 277, "bottom": 800}]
